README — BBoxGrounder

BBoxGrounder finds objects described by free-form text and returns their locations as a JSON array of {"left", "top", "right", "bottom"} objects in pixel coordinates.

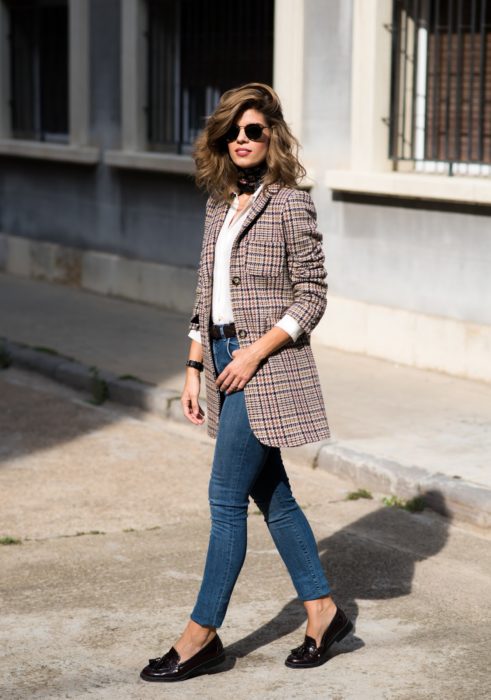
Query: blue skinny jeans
[{"left": 190, "top": 326, "right": 331, "bottom": 628}]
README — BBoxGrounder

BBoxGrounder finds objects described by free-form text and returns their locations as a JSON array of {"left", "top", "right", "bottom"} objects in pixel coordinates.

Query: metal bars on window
[
  {"left": 389, "top": 0, "right": 491, "bottom": 173},
  {"left": 7, "top": 0, "right": 69, "bottom": 142},
  {"left": 146, "top": 0, "right": 274, "bottom": 154}
]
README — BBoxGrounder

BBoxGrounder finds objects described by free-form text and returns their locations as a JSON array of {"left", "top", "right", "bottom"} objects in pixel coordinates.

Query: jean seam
[
  {"left": 281, "top": 503, "right": 327, "bottom": 598},
  {"left": 208, "top": 511, "right": 236, "bottom": 626},
  {"left": 268, "top": 501, "right": 330, "bottom": 598},
  {"left": 226, "top": 336, "right": 238, "bottom": 360},
  {"left": 251, "top": 450, "right": 329, "bottom": 600},
  {"left": 207, "top": 399, "right": 249, "bottom": 626}
]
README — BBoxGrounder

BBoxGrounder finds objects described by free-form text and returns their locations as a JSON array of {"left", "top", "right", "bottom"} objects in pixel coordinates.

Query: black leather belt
[{"left": 209, "top": 320, "right": 237, "bottom": 339}]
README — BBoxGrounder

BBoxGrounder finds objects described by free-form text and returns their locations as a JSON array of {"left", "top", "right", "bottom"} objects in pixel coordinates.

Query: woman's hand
[
  {"left": 181, "top": 371, "right": 205, "bottom": 425},
  {"left": 216, "top": 327, "right": 293, "bottom": 394},
  {"left": 215, "top": 346, "right": 263, "bottom": 394}
]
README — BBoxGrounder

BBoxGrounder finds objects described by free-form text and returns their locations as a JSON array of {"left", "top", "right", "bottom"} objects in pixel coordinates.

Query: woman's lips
[{"left": 235, "top": 149, "right": 251, "bottom": 156}]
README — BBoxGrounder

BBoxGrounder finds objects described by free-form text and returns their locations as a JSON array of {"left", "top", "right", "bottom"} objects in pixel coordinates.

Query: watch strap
[{"left": 186, "top": 359, "right": 204, "bottom": 372}]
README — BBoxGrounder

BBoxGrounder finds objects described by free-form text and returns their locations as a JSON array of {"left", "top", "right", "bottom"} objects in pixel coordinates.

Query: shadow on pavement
[
  {"left": 0, "top": 371, "right": 121, "bottom": 464},
  {"left": 226, "top": 490, "right": 450, "bottom": 662}
]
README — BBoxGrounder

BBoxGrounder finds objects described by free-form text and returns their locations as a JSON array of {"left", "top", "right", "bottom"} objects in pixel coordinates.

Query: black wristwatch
[{"left": 186, "top": 359, "right": 204, "bottom": 372}]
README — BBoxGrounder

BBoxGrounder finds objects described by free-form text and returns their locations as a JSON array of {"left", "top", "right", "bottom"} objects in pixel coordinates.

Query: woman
[{"left": 140, "top": 83, "right": 352, "bottom": 683}]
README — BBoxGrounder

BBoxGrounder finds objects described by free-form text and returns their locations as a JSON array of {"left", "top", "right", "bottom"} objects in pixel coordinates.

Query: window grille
[
  {"left": 7, "top": 0, "right": 69, "bottom": 142},
  {"left": 146, "top": 0, "right": 274, "bottom": 154},
  {"left": 389, "top": 0, "right": 491, "bottom": 174}
]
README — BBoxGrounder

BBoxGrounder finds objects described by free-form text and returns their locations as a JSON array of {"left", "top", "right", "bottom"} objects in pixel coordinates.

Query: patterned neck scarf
[{"left": 235, "top": 160, "right": 268, "bottom": 195}]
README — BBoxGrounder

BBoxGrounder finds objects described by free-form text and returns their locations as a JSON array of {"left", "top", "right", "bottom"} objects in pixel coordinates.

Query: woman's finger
[
  {"left": 182, "top": 394, "right": 204, "bottom": 423},
  {"left": 221, "top": 377, "right": 235, "bottom": 392},
  {"left": 182, "top": 400, "right": 194, "bottom": 420},
  {"left": 226, "top": 373, "right": 250, "bottom": 393},
  {"left": 216, "top": 366, "right": 233, "bottom": 389},
  {"left": 191, "top": 395, "right": 201, "bottom": 417}
]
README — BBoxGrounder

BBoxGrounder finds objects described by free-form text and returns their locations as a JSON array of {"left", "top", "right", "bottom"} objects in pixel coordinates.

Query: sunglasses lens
[
  {"left": 245, "top": 124, "right": 264, "bottom": 140},
  {"left": 224, "top": 125, "right": 240, "bottom": 142}
]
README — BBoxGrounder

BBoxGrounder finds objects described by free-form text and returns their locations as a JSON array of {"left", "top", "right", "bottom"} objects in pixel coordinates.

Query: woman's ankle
[
  {"left": 185, "top": 619, "right": 217, "bottom": 642},
  {"left": 304, "top": 595, "right": 337, "bottom": 618}
]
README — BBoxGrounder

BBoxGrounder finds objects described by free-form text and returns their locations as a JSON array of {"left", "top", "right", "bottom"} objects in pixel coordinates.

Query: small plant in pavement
[
  {"left": 32, "top": 346, "right": 60, "bottom": 355},
  {"left": 383, "top": 494, "right": 426, "bottom": 513},
  {"left": 89, "top": 366, "right": 109, "bottom": 405},
  {"left": 346, "top": 488, "right": 373, "bottom": 500},
  {"left": 31, "top": 346, "right": 75, "bottom": 361},
  {"left": 0, "top": 343, "right": 12, "bottom": 369},
  {"left": 0, "top": 535, "right": 21, "bottom": 545},
  {"left": 118, "top": 373, "right": 149, "bottom": 384}
]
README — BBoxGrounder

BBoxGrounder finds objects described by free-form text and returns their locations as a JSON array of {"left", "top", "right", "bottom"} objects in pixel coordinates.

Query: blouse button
[
  {"left": 238, "top": 329, "right": 247, "bottom": 339},
  {"left": 232, "top": 276, "right": 241, "bottom": 285}
]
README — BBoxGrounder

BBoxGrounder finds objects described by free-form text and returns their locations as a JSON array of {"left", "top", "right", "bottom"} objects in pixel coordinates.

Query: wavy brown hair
[{"left": 193, "top": 83, "right": 306, "bottom": 203}]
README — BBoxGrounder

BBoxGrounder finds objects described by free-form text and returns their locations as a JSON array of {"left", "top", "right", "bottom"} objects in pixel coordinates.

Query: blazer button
[
  {"left": 232, "top": 276, "right": 241, "bottom": 285},
  {"left": 238, "top": 329, "right": 247, "bottom": 339}
]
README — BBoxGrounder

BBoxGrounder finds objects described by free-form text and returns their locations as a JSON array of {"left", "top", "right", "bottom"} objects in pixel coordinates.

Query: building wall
[
  {"left": 302, "top": 0, "right": 353, "bottom": 172},
  {"left": 326, "top": 198, "right": 491, "bottom": 326},
  {"left": 0, "top": 0, "right": 206, "bottom": 271},
  {"left": 302, "top": 0, "right": 491, "bottom": 329},
  {"left": 0, "top": 0, "right": 490, "bottom": 380}
]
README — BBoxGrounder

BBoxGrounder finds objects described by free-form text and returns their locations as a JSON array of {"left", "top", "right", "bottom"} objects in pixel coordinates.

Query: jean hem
[
  {"left": 297, "top": 588, "right": 332, "bottom": 602},
  {"left": 189, "top": 611, "right": 222, "bottom": 629}
]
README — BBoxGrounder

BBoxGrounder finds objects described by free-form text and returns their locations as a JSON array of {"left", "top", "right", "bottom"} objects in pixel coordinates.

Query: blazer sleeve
[
  {"left": 188, "top": 196, "right": 214, "bottom": 335},
  {"left": 188, "top": 267, "right": 202, "bottom": 334},
  {"left": 281, "top": 189, "right": 327, "bottom": 336}
]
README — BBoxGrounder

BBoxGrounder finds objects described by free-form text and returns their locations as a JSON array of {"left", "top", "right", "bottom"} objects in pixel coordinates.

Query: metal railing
[
  {"left": 146, "top": 0, "right": 274, "bottom": 154},
  {"left": 389, "top": 0, "right": 491, "bottom": 174}
]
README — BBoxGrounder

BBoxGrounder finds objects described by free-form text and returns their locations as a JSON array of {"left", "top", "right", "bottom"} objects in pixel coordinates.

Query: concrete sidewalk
[
  {"left": 1, "top": 367, "right": 490, "bottom": 699},
  {"left": 1, "top": 271, "right": 490, "bottom": 527}
]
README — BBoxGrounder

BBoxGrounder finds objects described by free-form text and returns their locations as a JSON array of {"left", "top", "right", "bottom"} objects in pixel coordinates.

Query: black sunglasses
[{"left": 223, "top": 123, "right": 269, "bottom": 143}]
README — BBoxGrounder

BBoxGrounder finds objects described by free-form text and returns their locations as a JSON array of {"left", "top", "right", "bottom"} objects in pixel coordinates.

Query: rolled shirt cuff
[
  {"left": 274, "top": 314, "right": 304, "bottom": 341},
  {"left": 188, "top": 329, "right": 202, "bottom": 344}
]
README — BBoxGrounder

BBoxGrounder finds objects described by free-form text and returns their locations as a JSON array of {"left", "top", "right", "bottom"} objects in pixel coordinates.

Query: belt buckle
[
  {"left": 209, "top": 321, "right": 235, "bottom": 339},
  {"left": 210, "top": 322, "right": 221, "bottom": 340}
]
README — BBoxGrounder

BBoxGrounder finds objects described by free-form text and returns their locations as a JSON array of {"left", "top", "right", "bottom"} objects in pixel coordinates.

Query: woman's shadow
[{"left": 224, "top": 489, "right": 451, "bottom": 663}]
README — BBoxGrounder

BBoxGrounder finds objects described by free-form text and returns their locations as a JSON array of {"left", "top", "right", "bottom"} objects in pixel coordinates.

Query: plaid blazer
[{"left": 188, "top": 181, "right": 330, "bottom": 447}]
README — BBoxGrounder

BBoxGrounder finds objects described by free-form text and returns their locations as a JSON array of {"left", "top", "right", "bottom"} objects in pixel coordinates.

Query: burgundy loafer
[
  {"left": 285, "top": 607, "right": 353, "bottom": 669},
  {"left": 140, "top": 633, "right": 225, "bottom": 682}
]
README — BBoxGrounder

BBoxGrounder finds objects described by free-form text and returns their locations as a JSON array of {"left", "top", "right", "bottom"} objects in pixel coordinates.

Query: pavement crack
[{"left": 21, "top": 525, "right": 163, "bottom": 543}]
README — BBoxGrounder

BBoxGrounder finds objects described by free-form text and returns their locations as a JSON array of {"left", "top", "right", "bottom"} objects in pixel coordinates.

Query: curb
[
  {"left": 316, "top": 443, "right": 491, "bottom": 529},
  {"left": 1, "top": 338, "right": 178, "bottom": 416},
  {"left": 2, "top": 336, "right": 490, "bottom": 530}
]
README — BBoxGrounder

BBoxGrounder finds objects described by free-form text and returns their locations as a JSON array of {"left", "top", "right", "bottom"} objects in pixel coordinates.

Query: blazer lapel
[
  {"left": 203, "top": 182, "right": 281, "bottom": 278},
  {"left": 210, "top": 200, "right": 229, "bottom": 241},
  {"left": 203, "top": 200, "right": 228, "bottom": 278},
  {"left": 234, "top": 181, "right": 282, "bottom": 242}
]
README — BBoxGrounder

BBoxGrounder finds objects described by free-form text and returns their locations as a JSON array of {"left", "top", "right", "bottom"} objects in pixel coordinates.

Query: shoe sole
[
  {"left": 140, "top": 652, "right": 226, "bottom": 682},
  {"left": 284, "top": 620, "right": 354, "bottom": 669}
]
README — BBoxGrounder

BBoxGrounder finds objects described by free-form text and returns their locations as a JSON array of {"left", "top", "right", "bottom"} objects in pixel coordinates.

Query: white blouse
[{"left": 188, "top": 184, "right": 303, "bottom": 344}]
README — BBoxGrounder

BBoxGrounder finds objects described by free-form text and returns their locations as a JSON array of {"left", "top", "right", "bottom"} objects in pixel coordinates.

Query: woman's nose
[{"left": 236, "top": 127, "right": 249, "bottom": 143}]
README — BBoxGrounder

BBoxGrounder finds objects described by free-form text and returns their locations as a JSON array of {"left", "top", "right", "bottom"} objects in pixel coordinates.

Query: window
[
  {"left": 146, "top": 0, "right": 274, "bottom": 154},
  {"left": 7, "top": 0, "right": 68, "bottom": 143},
  {"left": 389, "top": 0, "right": 491, "bottom": 175}
]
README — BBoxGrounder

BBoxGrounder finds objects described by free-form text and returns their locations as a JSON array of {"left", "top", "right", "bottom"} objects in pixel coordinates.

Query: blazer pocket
[{"left": 245, "top": 236, "right": 284, "bottom": 277}]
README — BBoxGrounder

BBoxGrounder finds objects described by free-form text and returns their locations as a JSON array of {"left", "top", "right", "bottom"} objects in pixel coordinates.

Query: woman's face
[{"left": 227, "top": 108, "right": 270, "bottom": 169}]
